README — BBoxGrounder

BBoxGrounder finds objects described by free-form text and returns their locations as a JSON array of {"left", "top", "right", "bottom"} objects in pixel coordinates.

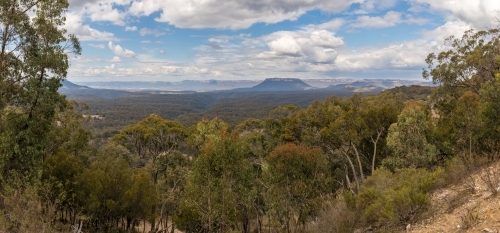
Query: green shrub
[{"left": 348, "top": 168, "right": 443, "bottom": 226}]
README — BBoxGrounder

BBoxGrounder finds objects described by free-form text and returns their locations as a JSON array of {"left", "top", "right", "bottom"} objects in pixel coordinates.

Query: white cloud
[
  {"left": 127, "top": 0, "right": 361, "bottom": 29},
  {"left": 71, "top": 56, "right": 103, "bottom": 63},
  {"left": 268, "top": 36, "right": 303, "bottom": 56},
  {"left": 89, "top": 43, "right": 105, "bottom": 49},
  {"left": 108, "top": 41, "right": 136, "bottom": 58},
  {"left": 350, "top": 11, "right": 430, "bottom": 28},
  {"left": 141, "top": 40, "right": 152, "bottom": 44},
  {"left": 125, "top": 26, "right": 137, "bottom": 31},
  {"left": 421, "top": 20, "right": 471, "bottom": 42},
  {"left": 160, "top": 65, "right": 210, "bottom": 75},
  {"left": 411, "top": 0, "right": 500, "bottom": 29},
  {"left": 309, "top": 30, "right": 345, "bottom": 48},
  {"left": 109, "top": 56, "right": 122, "bottom": 62},
  {"left": 85, "top": 2, "right": 127, "bottom": 26},
  {"left": 159, "top": 50, "right": 165, "bottom": 54},
  {"left": 334, "top": 21, "right": 470, "bottom": 71},
  {"left": 305, "top": 19, "right": 345, "bottom": 31},
  {"left": 208, "top": 38, "right": 229, "bottom": 44},
  {"left": 335, "top": 40, "right": 432, "bottom": 70},
  {"left": 351, "top": 11, "right": 402, "bottom": 28},
  {"left": 356, "top": 0, "right": 397, "bottom": 13},
  {"left": 64, "top": 12, "right": 115, "bottom": 41},
  {"left": 258, "top": 29, "right": 344, "bottom": 64},
  {"left": 139, "top": 28, "right": 166, "bottom": 37}
]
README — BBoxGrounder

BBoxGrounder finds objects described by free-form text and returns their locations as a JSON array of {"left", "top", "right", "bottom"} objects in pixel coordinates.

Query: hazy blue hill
[
  {"left": 76, "top": 80, "right": 260, "bottom": 91},
  {"left": 250, "top": 78, "right": 313, "bottom": 91},
  {"left": 60, "top": 80, "right": 133, "bottom": 99},
  {"left": 80, "top": 81, "right": 173, "bottom": 89},
  {"left": 61, "top": 80, "right": 91, "bottom": 89}
]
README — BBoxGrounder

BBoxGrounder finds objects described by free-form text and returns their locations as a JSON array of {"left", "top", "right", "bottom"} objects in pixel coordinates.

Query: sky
[{"left": 65, "top": 0, "right": 500, "bottom": 82}]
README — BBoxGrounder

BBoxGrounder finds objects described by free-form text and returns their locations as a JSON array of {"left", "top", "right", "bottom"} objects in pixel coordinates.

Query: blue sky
[{"left": 65, "top": 0, "right": 500, "bottom": 82}]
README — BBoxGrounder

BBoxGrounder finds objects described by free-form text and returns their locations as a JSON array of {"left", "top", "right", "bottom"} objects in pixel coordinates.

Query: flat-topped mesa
[{"left": 251, "top": 78, "right": 313, "bottom": 91}]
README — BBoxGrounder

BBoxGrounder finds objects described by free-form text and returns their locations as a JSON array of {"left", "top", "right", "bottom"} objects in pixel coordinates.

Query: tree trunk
[
  {"left": 371, "top": 130, "right": 383, "bottom": 174},
  {"left": 351, "top": 142, "right": 365, "bottom": 183},
  {"left": 338, "top": 148, "right": 360, "bottom": 193}
]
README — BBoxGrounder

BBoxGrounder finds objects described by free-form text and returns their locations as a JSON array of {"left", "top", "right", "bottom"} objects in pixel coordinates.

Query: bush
[
  {"left": 479, "top": 166, "right": 500, "bottom": 196},
  {"left": 308, "top": 197, "right": 359, "bottom": 233},
  {"left": 442, "top": 156, "right": 476, "bottom": 193},
  {"left": 348, "top": 168, "right": 443, "bottom": 227}
]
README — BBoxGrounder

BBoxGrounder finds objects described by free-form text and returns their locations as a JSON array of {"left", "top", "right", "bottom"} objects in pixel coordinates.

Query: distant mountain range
[
  {"left": 60, "top": 80, "right": 132, "bottom": 99},
  {"left": 73, "top": 78, "right": 435, "bottom": 92},
  {"left": 61, "top": 78, "right": 437, "bottom": 99}
]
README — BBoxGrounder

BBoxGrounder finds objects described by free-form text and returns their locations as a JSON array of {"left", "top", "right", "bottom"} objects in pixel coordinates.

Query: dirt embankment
[{"left": 410, "top": 162, "right": 500, "bottom": 233}]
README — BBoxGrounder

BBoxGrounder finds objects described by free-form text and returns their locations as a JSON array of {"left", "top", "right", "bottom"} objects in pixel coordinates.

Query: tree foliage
[
  {"left": 263, "top": 143, "right": 329, "bottom": 232},
  {"left": 0, "top": 0, "right": 80, "bottom": 186}
]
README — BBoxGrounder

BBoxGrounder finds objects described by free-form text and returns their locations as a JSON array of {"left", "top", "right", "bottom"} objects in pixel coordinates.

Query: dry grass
[{"left": 410, "top": 160, "right": 500, "bottom": 233}]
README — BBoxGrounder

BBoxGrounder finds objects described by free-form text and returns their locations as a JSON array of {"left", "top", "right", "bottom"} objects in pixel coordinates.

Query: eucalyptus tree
[
  {"left": 114, "top": 114, "right": 187, "bottom": 231},
  {"left": 0, "top": 0, "right": 80, "bottom": 208},
  {"left": 423, "top": 28, "right": 500, "bottom": 160},
  {"left": 385, "top": 102, "right": 438, "bottom": 169},
  {"left": 263, "top": 143, "right": 329, "bottom": 233},
  {"left": 360, "top": 92, "right": 404, "bottom": 173},
  {"left": 181, "top": 130, "right": 254, "bottom": 233},
  {"left": 115, "top": 114, "right": 186, "bottom": 183},
  {"left": 423, "top": 28, "right": 500, "bottom": 94}
]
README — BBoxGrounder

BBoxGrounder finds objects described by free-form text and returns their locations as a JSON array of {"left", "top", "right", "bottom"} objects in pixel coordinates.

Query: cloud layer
[{"left": 66, "top": 0, "right": 500, "bottom": 81}]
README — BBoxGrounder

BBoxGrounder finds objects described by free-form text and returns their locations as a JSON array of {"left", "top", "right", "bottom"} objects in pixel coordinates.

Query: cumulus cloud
[
  {"left": 261, "top": 30, "right": 344, "bottom": 63},
  {"left": 108, "top": 41, "right": 136, "bottom": 58},
  {"left": 85, "top": 2, "right": 127, "bottom": 26},
  {"left": 268, "top": 36, "right": 303, "bottom": 56},
  {"left": 64, "top": 12, "right": 115, "bottom": 41},
  {"left": 125, "top": 26, "right": 137, "bottom": 31}
]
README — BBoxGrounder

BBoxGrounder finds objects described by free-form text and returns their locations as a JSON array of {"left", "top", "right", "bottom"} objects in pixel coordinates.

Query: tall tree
[
  {"left": 114, "top": 114, "right": 186, "bottom": 231},
  {"left": 423, "top": 28, "right": 500, "bottom": 94},
  {"left": 361, "top": 92, "right": 404, "bottom": 174},
  {"left": 263, "top": 143, "right": 329, "bottom": 233},
  {"left": 385, "top": 102, "right": 438, "bottom": 169},
  {"left": 181, "top": 130, "right": 254, "bottom": 233},
  {"left": 0, "top": 0, "right": 80, "bottom": 205},
  {"left": 479, "top": 78, "right": 500, "bottom": 160},
  {"left": 449, "top": 91, "right": 481, "bottom": 160}
]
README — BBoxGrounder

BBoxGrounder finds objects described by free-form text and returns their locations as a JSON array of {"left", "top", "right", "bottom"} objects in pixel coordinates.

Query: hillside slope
[{"left": 410, "top": 161, "right": 500, "bottom": 233}]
